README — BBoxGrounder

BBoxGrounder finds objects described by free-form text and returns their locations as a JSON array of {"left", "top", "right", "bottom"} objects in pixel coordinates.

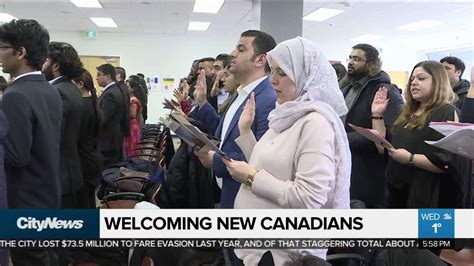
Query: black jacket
[
  {"left": 52, "top": 77, "right": 84, "bottom": 194},
  {"left": 98, "top": 84, "right": 125, "bottom": 152},
  {"left": 78, "top": 97, "right": 103, "bottom": 186},
  {"left": 0, "top": 110, "right": 7, "bottom": 210},
  {"left": 453, "top": 79, "right": 470, "bottom": 109},
  {"left": 3, "top": 74, "right": 62, "bottom": 208},
  {"left": 342, "top": 71, "right": 404, "bottom": 207},
  {"left": 161, "top": 142, "right": 214, "bottom": 208},
  {"left": 116, "top": 80, "right": 131, "bottom": 137}
]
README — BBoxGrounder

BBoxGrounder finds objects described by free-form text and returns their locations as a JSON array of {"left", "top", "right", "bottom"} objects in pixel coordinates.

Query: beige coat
[{"left": 234, "top": 111, "right": 342, "bottom": 264}]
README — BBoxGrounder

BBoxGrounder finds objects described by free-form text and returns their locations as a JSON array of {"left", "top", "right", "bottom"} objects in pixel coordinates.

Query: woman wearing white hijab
[{"left": 223, "top": 37, "right": 351, "bottom": 264}]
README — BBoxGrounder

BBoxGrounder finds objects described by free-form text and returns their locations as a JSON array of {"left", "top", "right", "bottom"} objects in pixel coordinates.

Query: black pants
[{"left": 75, "top": 183, "right": 97, "bottom": 208}]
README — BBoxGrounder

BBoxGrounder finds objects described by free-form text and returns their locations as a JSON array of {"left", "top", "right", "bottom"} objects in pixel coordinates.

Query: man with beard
[
  {"left": 42, "top": 41, "right": 84, "bottom": 208},
  {"left": 440, "top": 56, "right": 470, "bottom": 109},
  {"left": 341, "top": 43, "right": 403, "bottom": 208},
  {"left": 193, "top": 30, "right": 276, "bottom": 209}
]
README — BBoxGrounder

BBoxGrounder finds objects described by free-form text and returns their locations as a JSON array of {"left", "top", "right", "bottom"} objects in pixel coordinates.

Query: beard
[
  {"left": 42, "top": 63, "right": 55, "bottom": 81},
  {"left": 347, "top": 65, "right": 368, "bottom": 80}
]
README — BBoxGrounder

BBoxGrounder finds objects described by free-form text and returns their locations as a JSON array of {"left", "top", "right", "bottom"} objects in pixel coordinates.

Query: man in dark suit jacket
[
  {"left": 193, "top": 30, "right": 277, "bottom": 209},
  {"left": 0, "top": 109, "right": 8, "bottom": 266},
  {"left": 42, "top": 41, "right": 84, "bottom": 208},
  {"left": 115, "top": 66, "right": 131, "bottom": 138},
  {"left": 97, "top": 64, "right": 125, "bottom": 168},
  {"left": 0, "top": 19, "right": 62, "bottom": 266}
]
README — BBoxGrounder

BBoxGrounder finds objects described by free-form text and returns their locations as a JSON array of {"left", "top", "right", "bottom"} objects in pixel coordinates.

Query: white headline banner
[{"left": 98, "top": 209, "right": 461, "bottom": 239}]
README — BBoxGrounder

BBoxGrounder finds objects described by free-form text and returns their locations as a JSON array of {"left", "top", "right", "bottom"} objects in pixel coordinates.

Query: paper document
[
  {"left": 429, "top": 121, "right": 474, "bottom": 136},
  {"left": 426, "top": 122, "right": 474, "bottom": 159},
  {"left": 348, "top": 123, "right": 393, "bottom": 149},
  {"left": 160, "top": 113, "right": 227, "bottom": 157}
]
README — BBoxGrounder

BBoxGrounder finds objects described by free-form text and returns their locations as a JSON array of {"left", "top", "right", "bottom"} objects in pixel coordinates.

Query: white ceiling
[{"left": 0, "top": 0, "right": 472, "bottom": 47}]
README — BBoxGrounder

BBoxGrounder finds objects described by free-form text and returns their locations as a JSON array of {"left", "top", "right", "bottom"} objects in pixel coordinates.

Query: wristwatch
[{"left": 245, "top": 169, "right": 258, "bottom": 190}]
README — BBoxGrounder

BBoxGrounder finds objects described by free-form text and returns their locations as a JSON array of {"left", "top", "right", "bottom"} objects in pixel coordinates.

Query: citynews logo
[{"left": 17, "top": 217, "right": 84, "bottom": 232}]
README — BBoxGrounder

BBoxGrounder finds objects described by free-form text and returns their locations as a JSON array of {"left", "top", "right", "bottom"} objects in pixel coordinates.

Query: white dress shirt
[
  {"left": 48, "top": 75, "right": 64, "bottom": 84},
  {"left": 12, "top": 71, "right": 42, "bottom": 83},
  {"left": 219, "top": 76, "right": 267, "bottom": 145}
]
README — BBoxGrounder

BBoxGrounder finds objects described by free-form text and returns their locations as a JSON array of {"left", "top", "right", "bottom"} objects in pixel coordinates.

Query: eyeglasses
[
  {"left": 346, "top": 56, "right": 367, "bottom": 63},
  {"left": 0, "top": 46, "right": 13, "bottom": 50}
]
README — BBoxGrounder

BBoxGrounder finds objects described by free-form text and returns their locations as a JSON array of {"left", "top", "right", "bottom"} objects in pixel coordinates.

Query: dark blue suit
[{"left": 193, "top": 77, "right": 276, "bottom": 208}]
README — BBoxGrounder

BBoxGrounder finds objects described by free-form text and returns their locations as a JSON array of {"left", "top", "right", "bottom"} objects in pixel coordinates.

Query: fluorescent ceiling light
[
  {"left": 193, "top": 0, "right": 224, "bottom": 14},
  {"left": 350, "top": 34, "right": 382, "bottom": 42},
  {"left": 188, "top": 21, "right": 211, "bottom": 31},
  {"left": 303, "top": 8, "right": 343, "bottom": 21},
  {"left": 90, "top": 17, "right": 117, "bottom": 28},
  {"left": 0, "top": 13, "right": 17, "bottom": 23},
  {"left": 397, "top": 20, "right": 443, "bottom": 31},
  {"left": 71, "top": 0, "right": 102, "bottom": 8}
]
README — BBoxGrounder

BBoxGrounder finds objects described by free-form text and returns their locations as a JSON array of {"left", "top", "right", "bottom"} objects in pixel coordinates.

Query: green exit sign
[{"left": 85, "top": 31, "right": 97, "bottom": 39}]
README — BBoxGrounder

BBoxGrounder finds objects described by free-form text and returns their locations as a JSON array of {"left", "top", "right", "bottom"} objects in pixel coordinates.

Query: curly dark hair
[
  {"left": 47, "top": 41, "right": 83, "bottom": 79},
  {"left": 0, "top": 19, "right": 50, "bottom": 70}
]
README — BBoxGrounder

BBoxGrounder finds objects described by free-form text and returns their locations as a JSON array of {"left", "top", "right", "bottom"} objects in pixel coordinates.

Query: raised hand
[
  {"left": 193, "top": 69, "right": 207, "bottom": 107},
  {"left": 238, "top": 92, "right": 255, "bottom": 136},
  {"left": 182, "top": 79, "right": 190, "bottom": 95},
  {"left": 173, "top": 88, "right": 187, "bottom": 103},
  {"left": 371, "top": 86, "right": 389, "bottom": 116}
]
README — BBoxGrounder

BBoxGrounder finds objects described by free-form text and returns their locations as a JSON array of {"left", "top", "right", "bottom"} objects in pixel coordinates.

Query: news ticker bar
[
  {"left": 0, "top": 209, "right": 472, "bottom": 239},
  {"left": 0, "top": 239, "right": 470, "bottom": 249}
]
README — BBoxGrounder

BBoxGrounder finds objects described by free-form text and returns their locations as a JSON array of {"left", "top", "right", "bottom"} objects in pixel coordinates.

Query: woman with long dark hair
[
  {"left": 124, "top": 75, "right": 143, "bottom": 157},
  {"left": 372, "top": 61, "right": 471, "bottom": 210},
  {"left": 72, "top": 68, "right": 103, "bottom": 208}
]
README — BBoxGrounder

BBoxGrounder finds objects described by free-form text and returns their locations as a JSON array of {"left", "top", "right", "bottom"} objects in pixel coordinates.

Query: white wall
[
  {"left": 4, "top": 30, "right": 469, "bottom": 123},
  {"left": 49, "top": 30, "right": 239, "bottom": 123},
  {"left": 49, "top": 30, "right": 238, "bottom": 80}
]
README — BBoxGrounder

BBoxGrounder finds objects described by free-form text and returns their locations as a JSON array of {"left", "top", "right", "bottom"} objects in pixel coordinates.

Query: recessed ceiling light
[
  {"left": 90, "top": 17, "right": 117, "bottom": 28},
  {"left": 303, "top": 8, "right": 343, "bottom": 21},
  {"left": 396, "top": 20, "right": 443, "bottom": 31},
  {"left": 71, "top": 0, "right": 102, "bottom": 8},
  {"left": 350, "top": 34, "right": 382, "bottom": 42},
  {"left": 193, "top": 0, "right": 224, "bottom": 14},
  {"left": 188, "top": 21, "right": 211, "bottom": 31},
  {"left": 0, "top": 13, "right": 17, "bottom": 23}
]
